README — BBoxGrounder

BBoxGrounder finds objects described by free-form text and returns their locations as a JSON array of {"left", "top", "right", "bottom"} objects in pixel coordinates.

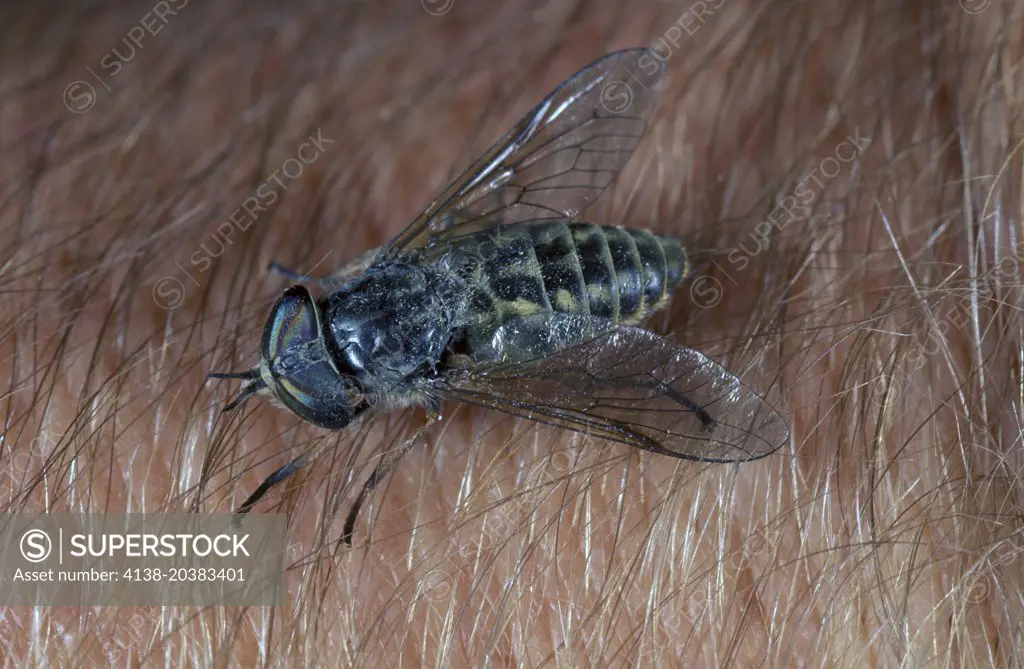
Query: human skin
[{"left": 2, "top": 0, "right": 1022, "bottom": 667}]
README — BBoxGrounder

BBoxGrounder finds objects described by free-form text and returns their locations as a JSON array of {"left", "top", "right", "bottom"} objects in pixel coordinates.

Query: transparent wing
[
  {"left": 386, "top": 48, "right": 666, "bottom": 252},
  {"left": 441, "top": 314, "right": 789, "bottom": 463}
]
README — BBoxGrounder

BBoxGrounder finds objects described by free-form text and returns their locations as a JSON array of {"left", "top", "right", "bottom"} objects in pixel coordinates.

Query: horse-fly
[{"left": 210, "top": 48, "right": 790, "bottom": 545}]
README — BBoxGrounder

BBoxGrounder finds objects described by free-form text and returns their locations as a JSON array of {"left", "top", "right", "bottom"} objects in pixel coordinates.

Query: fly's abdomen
[
  {"left": 446, "top": 222, "right": 688, "bottom": 333},
  {"left": 563, "top": 223, "right": 688, "bottom": 324}
]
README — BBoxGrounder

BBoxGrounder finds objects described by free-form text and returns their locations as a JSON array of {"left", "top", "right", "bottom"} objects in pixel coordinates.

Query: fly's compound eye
[{"left": 261, "top": 285, "right": 363, "bottom": 429}]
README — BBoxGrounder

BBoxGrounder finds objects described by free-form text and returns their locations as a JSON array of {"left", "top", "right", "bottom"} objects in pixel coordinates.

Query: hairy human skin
[{"left": 2, "top": 0, "right": 1023, "bottom": 666}]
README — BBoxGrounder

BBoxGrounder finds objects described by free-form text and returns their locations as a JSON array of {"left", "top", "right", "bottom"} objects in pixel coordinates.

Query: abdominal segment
[{"left": 440, "top": 222, "right": 688, "bottom": 357}]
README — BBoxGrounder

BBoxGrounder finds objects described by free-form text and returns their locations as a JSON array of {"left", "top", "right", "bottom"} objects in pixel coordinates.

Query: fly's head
[{"left": 210, "top": 285, "right": 366, "bottom": 429}]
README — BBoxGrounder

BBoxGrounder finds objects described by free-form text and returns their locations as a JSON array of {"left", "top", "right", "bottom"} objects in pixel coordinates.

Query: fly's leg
[
  {"left": 269, "top": 249, "right": 379, "bottom": 289},
  {"left": 342, "top": 406, "right": 440, "bottom": 547},
  {"left": 661, "top": 384, "right": 716, "bottom": 431},
  {"left": 426, "top": 209, "right": 480, "bottom": 246},
  {"left": 267, "top": 262, "right": 312, "bottom": 282},
  {"left": 267, "top": 262, "right": 337, "bottom": 289},
  {"left": 627, "top": 378, "right": 716, "bottom": 431},
  {"left": 234, "top": 453, "right": 309, "bottom": 516}
]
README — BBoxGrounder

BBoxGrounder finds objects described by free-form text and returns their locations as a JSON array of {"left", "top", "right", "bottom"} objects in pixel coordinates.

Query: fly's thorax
[
  {"left": 439, "top": 222, "right": 688, "bottom": 358},
  {"left": 324, "top": 259, "right": 469, "bottom": 390}
]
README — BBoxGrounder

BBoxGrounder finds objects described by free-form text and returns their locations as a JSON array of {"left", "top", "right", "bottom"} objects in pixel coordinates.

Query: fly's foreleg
[
  {"left": 342, "top": 404, "right": 441, "bottom": 546},
  {"left": 233, "top": 453, "right": 309, "bottom": 517},
  {"left": 268, "top": 249, "right": 380, "bottom": 289}
]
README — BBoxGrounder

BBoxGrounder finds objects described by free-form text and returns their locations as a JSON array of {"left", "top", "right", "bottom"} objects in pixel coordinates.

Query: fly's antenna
[{"left": 209, "top": 369, "right": 265, "bottom": 412}]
